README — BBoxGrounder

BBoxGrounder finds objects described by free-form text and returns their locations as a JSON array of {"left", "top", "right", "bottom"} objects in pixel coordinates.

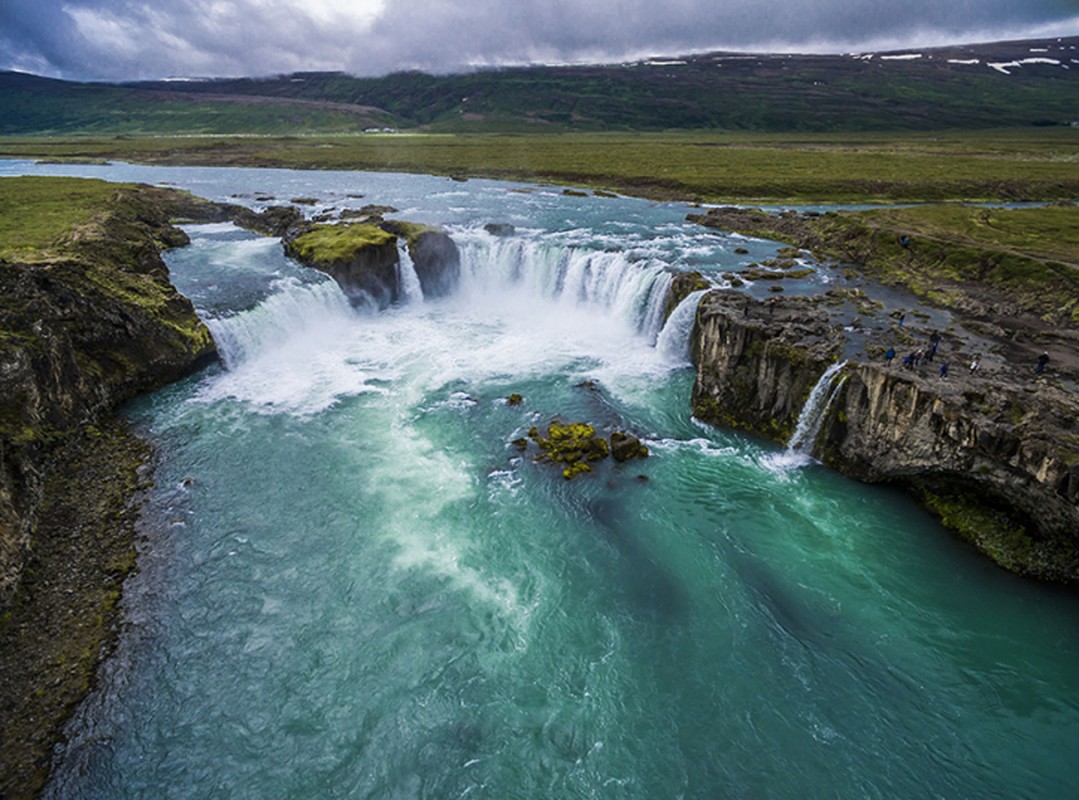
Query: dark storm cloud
[{"left": 1, "top": 0, "right": 1077, "bottom": 80}]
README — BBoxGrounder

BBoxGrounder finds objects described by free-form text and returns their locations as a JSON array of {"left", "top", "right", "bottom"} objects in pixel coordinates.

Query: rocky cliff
[
  {"left": 283, "top": 219, "right": 461, "bottom": 308},
  {"left": 0, "top": 178, "right": 218, "bottom": 798},
  {"left": 691, "top": 290, "right": 1079, "bottom": 582}
]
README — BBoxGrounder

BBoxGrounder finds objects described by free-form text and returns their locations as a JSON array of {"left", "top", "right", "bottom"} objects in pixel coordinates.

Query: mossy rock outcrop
[
  {"left": 379, "top": 220, "right": 461, "bottom": 300},
  {"left": 283, "top": 222, "right": 400, "bottom": 307},
  {"left": 665, "top": 270, "right": 711, "bottom": 321},
  {"left": 524, "top": 420, "right": 649, "bottom": 480},
  {"left": 282, "top": 219, "right": 461, "bottom": 307}
]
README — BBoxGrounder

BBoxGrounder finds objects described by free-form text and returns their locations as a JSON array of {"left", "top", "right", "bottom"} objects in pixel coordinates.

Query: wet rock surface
[{"left": 522, "top": 420, "right": 650, "bottom": 480}]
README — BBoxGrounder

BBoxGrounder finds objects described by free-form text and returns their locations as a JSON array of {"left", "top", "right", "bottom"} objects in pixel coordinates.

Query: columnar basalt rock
[
  {"left": 819, "top": 363, "right": 1079, "bottom": 578},
  {"left": 690, "top": 289, "right": 1079, "bottom": 581},
  {"left": 691, "top": 290, "right": 842, "bottom": 442}
]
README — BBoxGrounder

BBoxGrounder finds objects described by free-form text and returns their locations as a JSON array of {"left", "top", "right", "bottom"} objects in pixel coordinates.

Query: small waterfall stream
[
  {"left": 788, "top": 361, "right": 848, "bottom": 455},
  {"left": 397, "top": 241, "right": 424, "bottom": 304},
  {"left": 766, "top": 361, "right": 847, "bottom": 470},
  {"left": 656, "top": 288, "right": 708, "bottom": 363}
]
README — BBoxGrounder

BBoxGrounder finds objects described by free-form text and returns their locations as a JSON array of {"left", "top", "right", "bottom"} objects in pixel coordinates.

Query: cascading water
[
  {"left": 11, "top": 161, "right": 1075, "bottom": 800},
  {"left": 655, "top": 288, "right": 708, "bottom": 363},
  {"left": 786, "top": 360, "right": 848, "bottom": 456},
  {"left": 454, "top": 231, "right": 674, "bottom": 341},
  {"left": 203, "top": 276, "right": 355, "bottom": 370},
  {"left": 396, "top": 240, "right": 424, "bottom": 304},
  {"left": 762, "top": 360, "right": 848, "bottom": 472}
]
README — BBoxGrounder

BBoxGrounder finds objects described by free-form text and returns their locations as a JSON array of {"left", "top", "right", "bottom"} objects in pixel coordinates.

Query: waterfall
[
  {"left": 454, "top": 233, "right": 675, "bottom": 340},
  {"left": 203, "top": 276, "right": 355, "bottom": 369},
  {"left": 396, "top": 241, "right": 423, "bottom": 305},
  {"left": 787, "top": 361, "right": 848, "bottom": 456},
  {"left": 655, "top": 289, "right": 707, "bottom": 364}
]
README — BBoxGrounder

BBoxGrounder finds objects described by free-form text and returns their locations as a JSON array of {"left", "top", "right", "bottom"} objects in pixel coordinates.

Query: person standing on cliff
[
  {"left": 1037, "top": 352, "right": 1050, "bottom": 375},
  {"left": 970, "top": 354, "right": 981, "bottom": 373},
  {"left": 940, "top": 362, "right": 949, "bottom": 380},
  {"left": 885, "top": 347, "right": 895, "bottom": 365}
]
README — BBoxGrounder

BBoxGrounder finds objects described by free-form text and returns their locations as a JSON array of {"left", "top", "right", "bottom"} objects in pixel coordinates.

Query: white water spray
[
  {"left": 656, "top": 289, "right": 707, "bottom": 364},
  {"left": 454, "top": 233, "right": 674, "bottom": 340},
  {"left": 204, "top": 277, "right": 355, "bottom": 369}
]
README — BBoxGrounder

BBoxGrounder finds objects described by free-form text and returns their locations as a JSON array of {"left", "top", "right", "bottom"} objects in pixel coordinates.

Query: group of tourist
[
  {"left": 882, "top": 315, "right": 1050, "bottom": 379},
  {"left": 883, "top": 329, "right": 958, "bottom": 379}
]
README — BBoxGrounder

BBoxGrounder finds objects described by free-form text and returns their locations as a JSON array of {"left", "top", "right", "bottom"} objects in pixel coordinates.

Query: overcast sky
[{"left": 2, "top": 0, "right": 1077, "bottom": 81}]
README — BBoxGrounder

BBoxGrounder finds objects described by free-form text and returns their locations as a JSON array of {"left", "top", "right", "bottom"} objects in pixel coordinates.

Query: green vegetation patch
[
  {"left": 287, "top": 223, "right": 396, "bottom": 264},
  {"left": 2, "top": 128, "right": 1078, "bottom": 204},
  {"left": 914, "top": 482, "right": 1079, "bottom": 582},
  {"left": 697, "top": 202, "right": 1079, "bottom": 323},
  {"left": 843, "top": 205, "right": 1079, "bottom": 323},
  {"left": 0, "top": 176, "right": 136, "bottom": 262}
]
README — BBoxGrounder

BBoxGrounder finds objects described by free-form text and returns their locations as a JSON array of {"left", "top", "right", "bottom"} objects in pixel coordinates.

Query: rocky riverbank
[
  {"left": 687, "top": 204, "right": 1079, "bottom": 384},
  {"left": 684, "top": 203, "right": 1079, "bottom": 576},
  {"left": 690, "top": 285, "right": 1079, "bottom": 581},
  {"left": 0, "top": 179, "right": 221, "bottom": 798}
]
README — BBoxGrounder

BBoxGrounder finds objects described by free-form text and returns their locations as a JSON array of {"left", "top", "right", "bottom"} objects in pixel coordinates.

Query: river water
[{"left": 4, "top": 160, "right": 1078, "bottom": 799}]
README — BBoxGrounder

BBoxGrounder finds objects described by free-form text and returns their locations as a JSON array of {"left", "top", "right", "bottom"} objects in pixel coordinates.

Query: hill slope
[{"left": 2, "top": 36, "right": 1077, "bottom": 135}]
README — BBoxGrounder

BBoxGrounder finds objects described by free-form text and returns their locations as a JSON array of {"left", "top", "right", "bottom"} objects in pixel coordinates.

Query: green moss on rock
[{"left": 287, "top": 223, "right": 396, "bottom": 265}]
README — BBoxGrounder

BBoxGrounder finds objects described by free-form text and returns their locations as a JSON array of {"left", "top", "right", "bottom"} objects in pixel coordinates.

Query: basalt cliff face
[
  {"left": 0, "top": 184, "right": 217, "bottom": 605},
  {"left": 691, "top": 290, "right": 1079, "bottom": 582},
  {"left": 0, "top": 181, "right": 218, "bottom": 798},
  {"left": 692, "top": 290, "right": 841, "bottom": 442}
]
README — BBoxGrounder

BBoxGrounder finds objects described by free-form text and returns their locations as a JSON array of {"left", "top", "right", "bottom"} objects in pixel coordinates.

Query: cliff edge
[
  {"left": 0, "top": 177, "right": 218, "bottom": 798},
  {"left": 692, "top": 290, "right": 1079, "bottom": 582}
]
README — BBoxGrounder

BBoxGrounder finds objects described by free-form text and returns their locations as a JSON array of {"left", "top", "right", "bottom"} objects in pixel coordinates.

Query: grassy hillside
[
  {"left": 168, "top": 41, "right": 1077, "bottom": 133},
  {"left": 0, "top": 72, "right": 398, "bottom": 136},
  {"left": 3, "top": 36, "right": 1077, "bottom": 136}
]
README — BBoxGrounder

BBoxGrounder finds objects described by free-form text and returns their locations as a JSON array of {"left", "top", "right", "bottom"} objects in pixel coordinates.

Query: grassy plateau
[{"left": 1, "top": 127, "right": 1078, "bottom": 204}]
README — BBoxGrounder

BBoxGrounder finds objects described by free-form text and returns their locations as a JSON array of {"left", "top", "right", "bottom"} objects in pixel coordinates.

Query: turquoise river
[{"left": 3, "top": 160, "right": 1078, "bottom": 799}]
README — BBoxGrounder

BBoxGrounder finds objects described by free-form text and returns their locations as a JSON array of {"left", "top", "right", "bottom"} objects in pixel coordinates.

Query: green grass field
[
  {"left": 2, "top": 128, "right": 1077, "bottom": 204},
  {"left": 0, "top": 176, "right": 137, "bottom": 262}
]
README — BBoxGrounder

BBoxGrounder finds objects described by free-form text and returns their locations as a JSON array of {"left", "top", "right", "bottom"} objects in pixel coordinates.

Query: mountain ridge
[{"left": 3, "top": 35, "right": 1077, "bottom": 134}]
